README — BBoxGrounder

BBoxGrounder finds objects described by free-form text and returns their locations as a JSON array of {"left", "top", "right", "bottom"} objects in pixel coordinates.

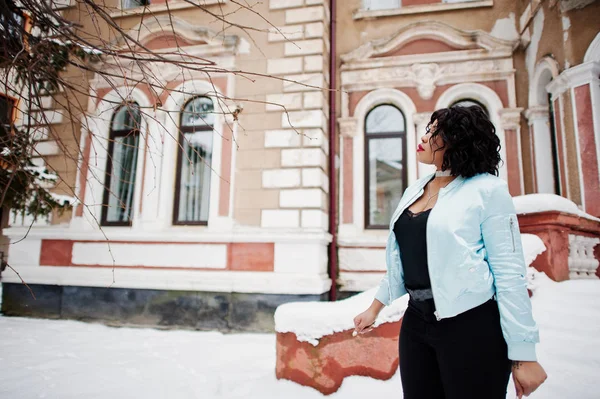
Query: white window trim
[
  {"left": 110, "top": 0, "right": 228, "bottom": 18},
  {"left": 159, "top": 80, "right": 229, "bottom": 231},
  {"left": 339, "top": 88, "right": 417, "bottom": 240},
  {"left": 79, "top": 87, "right": 151, "bottom": 230},
  {"left": 354, "top": 0, "right": 493, "bottom": 20}
]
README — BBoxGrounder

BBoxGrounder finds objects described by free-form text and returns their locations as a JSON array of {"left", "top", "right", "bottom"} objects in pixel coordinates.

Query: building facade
[{"left": 1, "top": 0, "right": 599, "bottom": 330}]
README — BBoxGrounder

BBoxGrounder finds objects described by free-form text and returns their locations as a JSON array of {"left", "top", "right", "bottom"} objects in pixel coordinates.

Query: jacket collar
[{"left": 417, "top": 172, "right": 465, "bottom": 196}]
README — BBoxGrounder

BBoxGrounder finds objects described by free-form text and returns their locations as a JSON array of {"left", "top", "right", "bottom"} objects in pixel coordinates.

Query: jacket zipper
[
  {"left": 426, "top": 203, "right": 441, "bottom": 321},
  {"left": 509, "top": 217, "right": 517, "bottom": 253}
]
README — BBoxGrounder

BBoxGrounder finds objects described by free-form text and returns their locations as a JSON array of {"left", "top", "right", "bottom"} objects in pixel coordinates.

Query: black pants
[{"left": 399, "top": 298, "right": 512, "bottom": 399}]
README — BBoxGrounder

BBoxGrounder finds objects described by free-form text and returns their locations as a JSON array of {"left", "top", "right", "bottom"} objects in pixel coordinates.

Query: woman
[{"left": 353, "top": 105, "right": 547, "bottom": 399}]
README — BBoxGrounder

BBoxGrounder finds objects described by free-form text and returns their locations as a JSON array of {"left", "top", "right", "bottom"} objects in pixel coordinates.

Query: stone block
[
  {"left": 266, "top": 93, "right": 303, "bottom": 112},
  {"left": 281, "top": 148, "right": 326, "bottom": 168},
  {"left": 283, "top": 73, "right": 325, "bottom": 92},
  {"left": 261, "top": 209, "right": 300, "bottom": 228},
  {"left": 285, "top": 39, "right": 324, "bottom": 56},
  {"left": 285, "top": 6, "right": 325, "bottom": 24},
  {"left": 280, "top": 188, "right": 323, "bottom": 208},
  {"left": 264, "top": 129, "right": 302, "bottom": 147},
  {"left": 303, "top": 91, "right": 324, "bottom": 108},
  {"left": 282, "top": 110, "right": 324, "bottom": 129},
  {"left": 263, "top": 169, "right": 302, "bottom": 188},
  {"left": 304, "top": 22, "right": 325, "bottom": 38},
  {"left": 304, "top": 55, "right": 324, "bottom": 72},
  {"left": 267, "top": 57, "right": 303, "bottom": 75},
  {"left": 269, "top": 0, "right": 303, "bottom": 10},
  {"left": 301, "top": 209, "right": 328, "bottom": 228},
  {"left": 268, "top": 25, "right": 304, "bottom": 42}
]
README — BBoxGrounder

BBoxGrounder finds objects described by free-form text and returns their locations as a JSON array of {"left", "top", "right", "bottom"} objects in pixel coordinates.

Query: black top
[{"left": 393, "top": 207, "right": 436, "bottom": 318}]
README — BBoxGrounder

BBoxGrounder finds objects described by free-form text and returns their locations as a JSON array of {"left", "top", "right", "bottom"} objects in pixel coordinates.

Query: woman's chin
[{"left": 416, "top": 153, "right": 434, "bottom": 165}]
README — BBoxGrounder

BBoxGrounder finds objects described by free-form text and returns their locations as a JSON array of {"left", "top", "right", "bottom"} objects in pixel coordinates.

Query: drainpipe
[{"left": 327, "top": 0, "right": 337, "bottom": 301}]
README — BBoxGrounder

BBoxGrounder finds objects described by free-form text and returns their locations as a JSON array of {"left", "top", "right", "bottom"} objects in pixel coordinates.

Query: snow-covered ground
[{"left": 1, "top": 273, "right": 599, "bottom": 399}]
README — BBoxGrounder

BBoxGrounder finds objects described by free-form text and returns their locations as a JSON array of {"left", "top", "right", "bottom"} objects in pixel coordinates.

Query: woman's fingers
[{"left": 514, "top": 374, "right": 524, "bottom": 399}]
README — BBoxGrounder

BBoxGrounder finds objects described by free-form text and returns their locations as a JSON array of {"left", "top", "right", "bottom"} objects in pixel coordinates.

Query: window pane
[
  {"left": 182, "top": 97, "right": 214, "bottom": 127},
  {"left": 367, "top": 137, "right": 404, "bottom": 226},
  {"left": 366, "top": 105, "right": 405, "bottom": 134},
  {"left": 112, "top": 104, "right": 141, "bottom": 131},
  {"left": 1, "top": 96, "right": 13, "bottom": 139},
  {"left": 176, "top": 131, "right": 213, "bottom": 223},
  {"left": 122, "top": 0, "right": 150, "bottom": 9},
  {"left": 363, "top": 0, "right": 400, "bottom": 10},
  {"left": 105, "top": 134, "right": 139, "bottom": 223}
]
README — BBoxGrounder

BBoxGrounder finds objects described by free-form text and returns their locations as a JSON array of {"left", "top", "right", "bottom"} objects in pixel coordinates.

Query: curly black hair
[{"left": 427, "top": 105, "right": 502, "bottom": 178}]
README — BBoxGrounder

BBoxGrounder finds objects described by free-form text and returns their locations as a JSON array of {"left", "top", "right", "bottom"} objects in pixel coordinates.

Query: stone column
[
  {"left": 499, "top": 108, "right": 524, "bottom": 196},
  {"left": 525, "top": 106, "right": 556, "bottom": 194},
  {"left": 338, "top": 117, "right": 357, "bottom": 225}
]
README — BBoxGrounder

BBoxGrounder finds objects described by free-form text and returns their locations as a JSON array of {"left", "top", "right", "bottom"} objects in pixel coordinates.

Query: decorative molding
[
  {"left": 341, "top": 59, "right": 510, "bottom": 92},
  {"left": 109, "top": 15, "right": 239, "bottom": 52},
  {"left": 524, "top": 105, "right": 549, "bottom": 122},
  {"left": 529, "top": 56, "right": 560, "bottom": 106},
  {"left": 413, "top": 112, "right": 433, "bottom": 127},
  {"left": 584, "top": 32, "right": 600, "bottom": 63},
  {"left": 546, "top": 61, "right": 600, "bottom": 99},
  {"left": 342, "top": 20, "right": 515, "bottom": 63},
  {"left": 412, "top": 63, "right": 440, "bottom": 100},
  {"left": 352, "top": 1, "right": 494, "bottom": 21},
  {"left": 568, "top": 234, "right": 600, "bottom": 279},
  {"left": 109, "top": 0, "right": 228, "bottom": 18},
  {"left": 338, "top": 117, "right": 358, "bottom": 138},
  {"left": 499, "top": 108, "right": 524, "bottom": 129}
]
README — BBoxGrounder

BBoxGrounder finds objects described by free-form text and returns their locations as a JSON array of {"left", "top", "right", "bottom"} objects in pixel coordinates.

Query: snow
[
  {"left": 514, "top": 193, "right": 599, "bottom": 221},
  {"left": 276, "top": 233, "right": 546, "bottom": 345},
  {"left": 1, "top": 269, "right": 600, "bottom": 398}
]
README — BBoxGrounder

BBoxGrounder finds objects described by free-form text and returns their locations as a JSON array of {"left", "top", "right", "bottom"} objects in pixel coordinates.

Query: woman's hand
[
  {"left": 353, "top": 308, "right": 378, "bottom": 336},
  {"left": 512, "top": 361, "right": 547, "bottom": 398}
]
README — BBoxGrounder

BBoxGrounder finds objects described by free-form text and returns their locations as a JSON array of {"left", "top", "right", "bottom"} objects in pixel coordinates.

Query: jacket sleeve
[
  {"left": 374, "top": 273, "right": 391, "bottom": 306},
  {"left": 481, "top": 181, "right": 540, "bottom": 361}
]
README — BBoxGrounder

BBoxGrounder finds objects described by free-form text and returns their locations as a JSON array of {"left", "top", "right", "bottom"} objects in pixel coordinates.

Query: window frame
[
  {"left": 101, "top": 103, "right": 141, "bottom": 227},
  {"left": 450, "top": 98, "right": 489, "bottom": 115},
  {"left": 363, "top": 104, "right": 407, "bottom": 230},
  {"left": 172, "top": 96, "right": 215, "bottom": 226}
]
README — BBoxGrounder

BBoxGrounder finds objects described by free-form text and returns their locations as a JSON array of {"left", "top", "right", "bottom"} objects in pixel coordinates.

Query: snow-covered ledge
[
  {"left": 514, "top": 194, "right": 600, "bottom": 281},
  {"left": 275, "top": 234, "right": 546, "bottom": 395}
]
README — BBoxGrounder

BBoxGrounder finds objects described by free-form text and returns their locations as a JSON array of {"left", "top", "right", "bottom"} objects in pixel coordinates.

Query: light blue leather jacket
[{"left": 375, "top": 172, "right": 539, "bottom": 361}]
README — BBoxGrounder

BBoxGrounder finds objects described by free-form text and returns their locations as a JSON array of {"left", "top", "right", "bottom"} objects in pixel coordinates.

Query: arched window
[
  {"left": 173, "top": 96, "right": 215, "bottom": 225},
  {"left": 364, "top": 104, "right": 406, "bottom": 229},
  {"left": 451, "top": 98, "right": 489, "bottom": 116},
  {"left": 102, "top": 103, "right": 141, "bottom": 226}
]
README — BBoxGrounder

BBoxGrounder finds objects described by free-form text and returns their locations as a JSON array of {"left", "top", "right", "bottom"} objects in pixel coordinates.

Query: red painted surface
[
  {"left": 219, "top": 123, "right": 233, "bottom": 217},
  {"left": 39, "top": 239, "right": 276, "bottom": 272},
  {"left": 504, "top": 129, "right": 523, "bottom": 196},
  {"left": 40, "top": 240, "right": 74, "bottom": 266},
  {"left": 228, "top": 243, "right": 274, "bottom": 271},
  {"left": 342, "top": 137, "right": 353, "bottom": 224},
  {"left": 518, "top": 211, "right": 600, "bottom": 281},
  {"left": 574, "top": 84, "right": 600, "bottom": 217},
  {"left": 529, "top": 123, "right": 539, "bottom": 192},
  {"left": 376, "top": 38, "right": 461, "bottom": 58},
  {"left": 348, "top": 91, "right": 369, "bottom": 117},
  {"left": 552, "top": 98, "right": 568, "bottom": 196},
  {"left": 276, "top": 321, "right": 402, "bottom": 395}
]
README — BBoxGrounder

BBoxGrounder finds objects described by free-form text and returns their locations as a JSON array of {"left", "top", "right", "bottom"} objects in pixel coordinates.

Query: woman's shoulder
[{"left": 462, "top": 173, "right": 507, "bottom": 192}]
